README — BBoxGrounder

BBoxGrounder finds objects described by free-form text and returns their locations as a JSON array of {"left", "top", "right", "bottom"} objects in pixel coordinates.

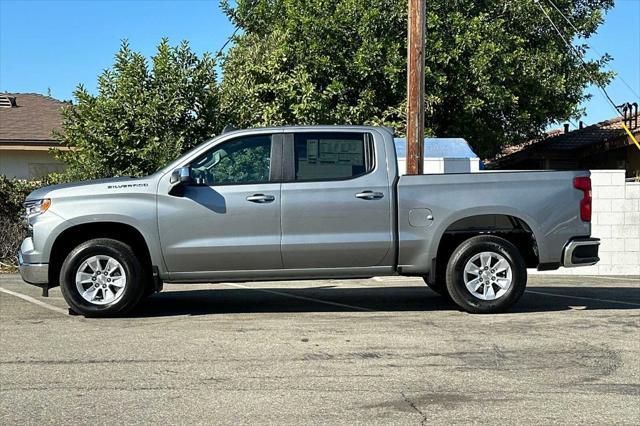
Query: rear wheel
[
  {"left": 445, "top": 235, "right": 526, "bottom": 314},
  {"left": 59, "top": 238, "right": 146, "bottom": 317}
]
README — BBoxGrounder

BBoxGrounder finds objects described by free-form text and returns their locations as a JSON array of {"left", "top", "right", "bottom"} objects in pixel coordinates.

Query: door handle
[
  {"left": 355, "top": 191, "right": 384, "bottom": 200},
  {"left": 246, "top": 194, "right": 275, "bottom": 203}
]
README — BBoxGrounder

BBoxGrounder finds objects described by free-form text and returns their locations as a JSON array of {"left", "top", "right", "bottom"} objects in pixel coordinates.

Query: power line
[
  {"left": 213, "top": 0, "right": 259, "bottom": 60},
  {"left": 543, "top": 0, "right": 640, "bottom": 100},
  {"left": 568, "top": 118, "right": 579, "bottom": 129},
  {"left": 214, "top": 26, "right": 241, "bottom": 59},
  {"left": 535, "top": 0, "right": 640, "bottom": 151},
  {"left": 533, "top": 0, "right": 621, "bottom": 116}
]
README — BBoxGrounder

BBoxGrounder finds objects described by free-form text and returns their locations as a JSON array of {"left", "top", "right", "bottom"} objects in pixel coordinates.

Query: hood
[{"left": 26, "top": 176, "right": 153, "bottom": 201}]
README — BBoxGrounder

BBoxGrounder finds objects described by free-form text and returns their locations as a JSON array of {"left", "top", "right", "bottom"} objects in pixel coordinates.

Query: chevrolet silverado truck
[{"left": 18, "top": 125, "right": 599, "bottom": 316}]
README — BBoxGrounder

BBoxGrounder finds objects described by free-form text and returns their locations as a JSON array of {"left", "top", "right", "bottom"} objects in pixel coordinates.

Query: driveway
[{"left": 1, "top": 273, "right": 638, "bottom": 424}]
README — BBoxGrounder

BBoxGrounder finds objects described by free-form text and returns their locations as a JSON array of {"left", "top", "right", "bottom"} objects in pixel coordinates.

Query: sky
[{"left": 0, "top": 0, "right": 639, "bottom": 128}]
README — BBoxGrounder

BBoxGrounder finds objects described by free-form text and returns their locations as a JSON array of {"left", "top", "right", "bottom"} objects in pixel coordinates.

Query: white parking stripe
[
  {"left": 0, "top": 287, "right": 69, "bottom": 315},
  {"left": 580, "top": 275, "right": 640, "bottom": 282},
  {"left": 526, "top": 290, "right": 640, "bottom": 307},
  {"left": 224, "top": 283, "right": 374, "bottom": 312},
  {"left": 4, "top": 283, "right": 634, "bottom": 317},
  {"left": 372, "top": 276, "right": 415, "bottom": 282}
]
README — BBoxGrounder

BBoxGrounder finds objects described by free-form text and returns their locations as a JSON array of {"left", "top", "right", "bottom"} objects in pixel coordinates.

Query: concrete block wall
[{"left": 534, "top": 170, "right": 639, "bottom": 276}]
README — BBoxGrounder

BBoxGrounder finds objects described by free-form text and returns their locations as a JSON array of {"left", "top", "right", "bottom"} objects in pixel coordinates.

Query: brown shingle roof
[
  {"left": 489, "top": 114, "right": 640, "bottom": 163},
  {"left": 0, "top": 93, "right": 66, "bottom": 143}
]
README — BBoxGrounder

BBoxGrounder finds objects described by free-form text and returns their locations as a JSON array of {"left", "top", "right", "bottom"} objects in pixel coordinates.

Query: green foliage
[
  {"left": 0, "top": 176, "right": 41, "bottom": 222},
  {"left": 220, "top": 0, "right": 614, "bottom": 157},
  {"left": 55, "top": 39, "right": 222, "bottom": 180},
  {"left": 220, "top": 0, "right": 406, "bottom": 131}
]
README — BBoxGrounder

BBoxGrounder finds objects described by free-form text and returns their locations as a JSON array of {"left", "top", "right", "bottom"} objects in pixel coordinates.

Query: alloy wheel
[
  {"left": 463, "top": 251, "right": 513, "bottom": 301},
  {"left": 75, "top": 255, "right": 127, "bottom": 305}
]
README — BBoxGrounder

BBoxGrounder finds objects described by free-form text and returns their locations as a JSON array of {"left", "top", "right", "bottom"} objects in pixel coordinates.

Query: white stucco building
[{"left": 0, "top": 93, "right": 67, "bottom": 179}]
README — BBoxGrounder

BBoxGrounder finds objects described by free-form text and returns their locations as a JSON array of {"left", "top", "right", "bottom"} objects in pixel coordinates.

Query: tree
[
  {"left": 219, "top": 0, "right": 614, "bottom": 157},
  {"left": 55, "top": 39, "right": 221, "bottom": 179}
]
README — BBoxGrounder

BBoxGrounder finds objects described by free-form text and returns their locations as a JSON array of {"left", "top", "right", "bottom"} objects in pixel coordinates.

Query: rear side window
[{"left": 293, "top": 133, "right": 374, "bottom": 181}]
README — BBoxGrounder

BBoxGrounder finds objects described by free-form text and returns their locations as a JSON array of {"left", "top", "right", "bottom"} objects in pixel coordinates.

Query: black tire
[
  {"left": 59, "top": 238, "right": 147, "bottom": 317},
  {"left": 142, "top": 284, "right": 157, "bottom": 299},
  {"left": 445, "top": 235, "right": 526, "bottom": 314},
  {"left": 422, "top": 277, "right": 449, "bottom": 297}
]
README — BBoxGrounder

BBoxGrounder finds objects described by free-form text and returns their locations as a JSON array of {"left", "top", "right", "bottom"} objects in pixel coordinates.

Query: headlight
[{"left": 24, "top": 199, "right": 51, "bottom": 218}]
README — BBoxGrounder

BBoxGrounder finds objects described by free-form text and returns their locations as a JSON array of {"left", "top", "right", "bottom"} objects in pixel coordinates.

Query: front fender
[{"left": 42, "top": 192, "right": 165, "bottom": 274}]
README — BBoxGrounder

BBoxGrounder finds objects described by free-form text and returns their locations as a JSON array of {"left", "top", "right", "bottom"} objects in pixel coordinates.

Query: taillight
[{"left": 573, "top": 176, "right": 592, "bottom": 222}]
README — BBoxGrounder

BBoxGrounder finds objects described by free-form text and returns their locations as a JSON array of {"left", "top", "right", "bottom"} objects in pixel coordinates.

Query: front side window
[
  {"left": 190, "top": 135, "right": 272, "bottom": 185},
  {"left": 293, "top": 133, "right": 372, "bottom": 181}
]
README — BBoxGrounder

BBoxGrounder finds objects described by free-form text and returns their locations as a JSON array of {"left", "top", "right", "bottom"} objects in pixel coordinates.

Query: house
[
  {"left": 0, "top": 93, "right": 67, "bottom": 179},
  {"left": 486, "top": 113, "right": 640, "bottom": 178},
  {"left": 394, "top": 138, "right": 481, "bottom": 174}
]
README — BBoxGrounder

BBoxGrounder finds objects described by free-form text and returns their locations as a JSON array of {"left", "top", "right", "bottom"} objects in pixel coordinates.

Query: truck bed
[{"left": 396, "top": 170, "right": 591, "bottom": 274}]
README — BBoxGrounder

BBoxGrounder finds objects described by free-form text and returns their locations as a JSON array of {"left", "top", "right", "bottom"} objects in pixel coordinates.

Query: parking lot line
[
  {"left": 224, "top": 283, "right": 374, "bottom": 312},
  {"left": 0, "top": 287, "right": 69, "bottom": 316},
  {"left": 2, "top": 281, "right": 636, "bottom": 317},
  {"left": 582, "top": 275, "right": 640, "bottom": 282},
  {"left": 526, "top": 290, "right": 640, "bottom": 307}
]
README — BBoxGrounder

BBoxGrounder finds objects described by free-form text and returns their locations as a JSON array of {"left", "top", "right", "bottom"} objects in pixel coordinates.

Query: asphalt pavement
[{"left": 1, "top": 273, "right": 639, "bottom": 425}]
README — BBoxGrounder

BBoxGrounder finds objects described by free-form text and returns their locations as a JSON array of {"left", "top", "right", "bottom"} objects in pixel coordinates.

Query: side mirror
[{"left": 170, "top": 166, "right": 192, "bottom": 185}]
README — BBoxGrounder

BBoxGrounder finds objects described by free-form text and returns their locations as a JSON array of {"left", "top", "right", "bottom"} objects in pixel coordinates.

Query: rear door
[{"left": 280, "top": 131, "right": 393, "bottom": 269}]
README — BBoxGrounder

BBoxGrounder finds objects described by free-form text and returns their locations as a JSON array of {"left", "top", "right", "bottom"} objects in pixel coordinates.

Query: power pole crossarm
[{"left": 406, "top": 0, "right": 425, "bottom": 175}]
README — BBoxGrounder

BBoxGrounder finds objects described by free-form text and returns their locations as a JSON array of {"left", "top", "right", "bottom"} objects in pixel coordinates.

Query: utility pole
[{"left": 406, "top": 0, "right": 425, "bottom": 175}]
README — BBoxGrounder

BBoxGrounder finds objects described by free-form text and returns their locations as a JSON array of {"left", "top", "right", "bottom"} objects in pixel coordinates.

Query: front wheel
[
  {"left": 59, "top": 238, "right": 146, "bottom": 317},
  {"left": 422, "top": 277, "right": 449, "bottom": 297},
  {"left": 445, "top": 235, "right": 526, "bottom": 314}
]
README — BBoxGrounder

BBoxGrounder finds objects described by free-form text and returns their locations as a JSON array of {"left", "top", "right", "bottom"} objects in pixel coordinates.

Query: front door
[
  {"left": 280, "top": 131, "right": 393, "bottom": 269},
  {"left": 158, "top": 134, "right": 283, "bottom": 273}
]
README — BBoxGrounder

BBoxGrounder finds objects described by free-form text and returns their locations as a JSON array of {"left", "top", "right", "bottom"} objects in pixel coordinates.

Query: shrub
[
  {"left": 55, "top": 39, "right": 222, "bottom": 181},
  {"left": 0, "top": 176, "right": 43, "bottom": 269}
]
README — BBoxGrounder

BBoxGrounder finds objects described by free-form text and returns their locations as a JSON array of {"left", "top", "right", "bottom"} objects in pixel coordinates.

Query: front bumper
[
  {"left": 562, "top": 238, "right": 600, "bottom": 267},
  {"left": 17, "top": 250, "right": 49, "bottom": 284}
]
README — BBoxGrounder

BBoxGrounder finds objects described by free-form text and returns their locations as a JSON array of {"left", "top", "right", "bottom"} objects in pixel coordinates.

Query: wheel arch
[
  {"left": 426, "top": 210, "right": 541, "bottom": 284},
  {"left": 48, "top": 221, "right": 154, "bottom": 287}
]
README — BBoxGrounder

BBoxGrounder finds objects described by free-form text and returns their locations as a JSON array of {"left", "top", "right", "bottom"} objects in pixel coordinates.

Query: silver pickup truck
[{"left": 18, "top": 125, "right": 599, "bottom": 316}]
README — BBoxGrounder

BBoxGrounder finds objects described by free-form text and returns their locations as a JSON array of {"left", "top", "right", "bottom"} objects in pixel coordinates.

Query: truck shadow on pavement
[{"left": 130, "top": 285, "right": 640, "bottom": 317}]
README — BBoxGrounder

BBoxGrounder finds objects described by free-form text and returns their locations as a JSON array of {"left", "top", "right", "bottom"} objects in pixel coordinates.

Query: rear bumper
[
  {"left": 562, "top": 238, "right": 600, "bottom": 267},
  {"left": 17, "top": 250, "right": 49, "bottom": 285}
]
